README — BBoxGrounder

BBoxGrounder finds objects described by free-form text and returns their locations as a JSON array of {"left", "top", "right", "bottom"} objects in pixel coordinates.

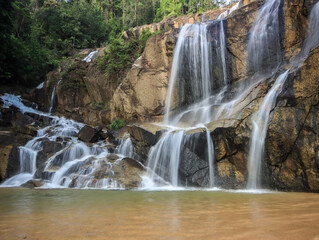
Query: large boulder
[
  {"left": 127, "top": 124, "right": 165, "bottom": 163},
  {"left": 78, "top": 125, "right": 101, "bottom": 143}
]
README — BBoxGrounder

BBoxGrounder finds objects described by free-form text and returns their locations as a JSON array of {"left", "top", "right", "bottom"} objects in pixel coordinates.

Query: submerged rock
[
  {"left": 21, "top": 179, "right": 44, "bottom": 188},
  {"left": 112, "top": 157, "right": 145, "bottom": 189}
]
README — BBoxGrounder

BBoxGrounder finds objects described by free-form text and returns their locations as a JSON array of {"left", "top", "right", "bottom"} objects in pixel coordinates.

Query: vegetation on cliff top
[
  {"left": 0, "top": 0, "right": 235, "bottom": 88},
  {"left": 98, "top": 29, "right": 158, "bottom": 81}
]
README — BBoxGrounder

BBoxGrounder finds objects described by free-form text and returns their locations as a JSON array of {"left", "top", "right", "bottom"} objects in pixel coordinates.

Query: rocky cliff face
[
  {"left": 110, "top": 32, "right": 175, "bottom": 123},
  {"left": 33, "top": 49, "right": 115, "bottom": 126}
]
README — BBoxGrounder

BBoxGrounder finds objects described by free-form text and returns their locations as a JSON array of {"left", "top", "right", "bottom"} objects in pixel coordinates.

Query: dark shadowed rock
[
  {"left": 4, "top": 146, "right": 20, "bottom": 180},
  {"left": 78, "top": 125, "right": 101, "bottom": 143},
  {"left": 179, "top": 147, "right": 210, "bottom": 187},
  {"left": 127, "top": 124, "right": 166, "bottom": 164}
]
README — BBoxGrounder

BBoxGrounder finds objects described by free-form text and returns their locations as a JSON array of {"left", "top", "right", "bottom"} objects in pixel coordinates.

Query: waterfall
[
  {"left": 49, "top": 80, "right": 61, "bottom": 114},
  {"left": 165, "top": 20, "right": 229, "bottom": 126},
  {"left": 146, "top": 19, "right": 232, "bottom": 188},
  {"left": 245, "top": 0, "right": 285, "bottom": 189},
  {"left": 302, "top": 2, "right": 319, "bottom": 57},
  {"left": 206, "top": 128, "right": 215, "bottom": 188},
  {"left": 219, "top": 20, "right": 228, "bottom": 85},
  {"left": 247, "top": 0, "right": 281, "bottom": 73},
  {"left": 164, "top": 21, "right": 228, "bottom": 125},
  {"left": 247, "top": 70, "right": 289, "bottom": 189}
]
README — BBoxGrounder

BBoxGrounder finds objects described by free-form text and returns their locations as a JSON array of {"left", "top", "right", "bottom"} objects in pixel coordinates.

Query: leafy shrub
[
  {"left": 109, "top": 119, "right": 125, "bottom": 130},
  {"left": 98, "top": 29, "right": 161, "bottom": 83},
  {"left": 98, "top": 38, "right": 139, "bottom": 79}
]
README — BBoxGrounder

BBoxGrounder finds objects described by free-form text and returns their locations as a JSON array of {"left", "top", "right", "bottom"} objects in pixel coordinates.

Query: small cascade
[
  {"left": 36, "top": 82, "right": 44, "bottom": 89},
  {"left": 115, "top": 135, "right": 136, "bottom": 158},
  {"left": 219, "top": 20, "right": 228, "bottom": 85},
  {"left": 0, "top": 94, "right": 39, "bottom": 114},
  {"left": 247, "top": 70, "right": 289, "bottom": 189},
  {"left": 247, "top": 0, "right": 281, "bottom": 73},
  {"left": 246, "top": 0, "right": 319, "bottom": 190},
  {"left": 83, "top": 50, "right": 98, "bottom": 63},
  {"left": 0, "top": 94, "right": 129, "bottom": 189},
  {"left": 147, "top": 126, "right": 216, "bottom": 188},
  {"left": 218, "top": 1, "right": 242, "bottom": 20},
  {"left": 1, "top": 138, "right": 42, "bottom": 186},
  {"left": 49, "top": 80, "right": 61, "bottom": 114},
  {"left": 148, "top": 131, "right": 184, "bottom": 187}
]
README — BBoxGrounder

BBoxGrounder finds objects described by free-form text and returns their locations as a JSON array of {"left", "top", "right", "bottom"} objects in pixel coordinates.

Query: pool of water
[{"left": 0, "top": 188, "right": 319, "bottom": 240}]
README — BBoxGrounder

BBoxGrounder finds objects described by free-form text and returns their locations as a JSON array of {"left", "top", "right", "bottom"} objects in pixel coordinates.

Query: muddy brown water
[{"left": 0, "top": 188, "right": 319, "bottom": 240}]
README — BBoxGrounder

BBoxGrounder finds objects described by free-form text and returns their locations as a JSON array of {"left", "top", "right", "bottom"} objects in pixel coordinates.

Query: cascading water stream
[
  {"left": 219, "top": 20, "right": 228, "bottom": 85},
  {"left": 0, "top": 94, "right": 131, "bottom": 189},
  {"left": 247, "top": 70, "right": 289, "bottom": 189},
  {"left": 205, "top": 128, "right": 215, "bottom": 188},
  {"left": 49, "top": 79, "right": 61, "bottom": 114},
  {"left": 164, "top": 23, "right": 215, "bottom": 124},
  {"left": 115, "top": 136, "right": 136, "bottom": 159},
  {"left": 83, "top": 50, "right": 98, "bottom": 63}
]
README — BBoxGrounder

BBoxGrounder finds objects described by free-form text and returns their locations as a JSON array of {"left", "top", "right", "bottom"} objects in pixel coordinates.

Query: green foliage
[
  {"left": 34, "top": 1, "right": 109, "bottom": 50},
  {"left": 98, "top": 28, "right": 158, "bottom": 81},
  {"left": 0, "top": 0, "right": 229, "bottom": 87},
  {"left": 138, "top": 29, "right": 153, "bottom": 53},
  {"left": 98, "top": 38, "right": 138, "bottom": 79},
  {"left": 109, "top": 119, "right": 125, "bottom": 130}
]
